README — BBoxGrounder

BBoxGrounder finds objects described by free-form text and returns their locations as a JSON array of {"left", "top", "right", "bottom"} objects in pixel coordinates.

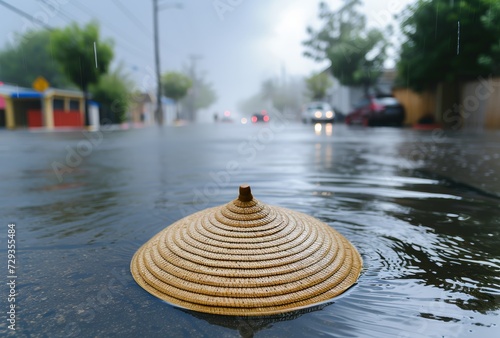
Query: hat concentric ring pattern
[{"left": 131, "top": 185, "right": 362, "bottom": 316}]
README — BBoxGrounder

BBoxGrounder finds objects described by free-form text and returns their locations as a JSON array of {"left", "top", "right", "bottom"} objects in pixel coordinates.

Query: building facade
[{"left": 0, "top": 83, "right": 89, "bottom": 129}]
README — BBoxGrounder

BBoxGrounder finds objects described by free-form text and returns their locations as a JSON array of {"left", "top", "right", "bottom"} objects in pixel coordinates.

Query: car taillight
[
  {"left": 263, "top": 115, "right": 269, "bottom": 122},
  {"left": 251, "top": 116, "right": 257, "bottom": 123}
]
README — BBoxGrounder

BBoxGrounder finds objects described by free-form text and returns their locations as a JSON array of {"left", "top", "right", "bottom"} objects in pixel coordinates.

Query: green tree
[
  {"left": 305, "top": 72, "right": 333, "bottom": 100},
  {"left": 50, "top": 21, "right": 114, "bottom": 125},
  {"left": 268, "top": 77, "right": 305, "bottom": 115},
  {"left": 192, "top": 80, "right": 217, "bottom": 112},
  {"left": 181, "top": 60, "right": 217, "bottom": 121},
  {"left": 239, "top": 76, "right": 305, "bottom": 118},
  {"left": 479, "top": 1, "right": 500, "bottom": 75},
  {"left": 238, "top": 92, "right": 266, "bottom": 116},
  {"left": 397, "top": 0, "right": 500, "bottom": 91},
  {"left": 181, "top": 78, "right": 217, "bottom": 121},
  {"left": 261, "top": 78, "right": 291, "bottom": 113},
  {"left": 0, "top": 30, "right": 72, "bottom": 88},
  {"left": 161, "top": 71, "right": 192, "bottom": 120},
  {"left": 303, "top": 0, "right": 389, "bottom": 94},
  {"left": 89, "top": 64, "right": 133, "bottom": 123}
]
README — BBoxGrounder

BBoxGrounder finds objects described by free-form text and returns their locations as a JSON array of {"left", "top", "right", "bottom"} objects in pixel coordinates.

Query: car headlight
[
  {"left": 325, "top": 111, "right": 334, "bottom": 119},
  {"left": 314, "top": 111, "right": 322, "bottom": 118}
]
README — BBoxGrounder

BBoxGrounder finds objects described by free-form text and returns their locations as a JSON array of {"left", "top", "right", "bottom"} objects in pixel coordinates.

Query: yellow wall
[
  {"left": 483, "top": 78, "right": 500, "bottom": 129},
  {"left": 43, "top": 96, "right": 54, "bottom": 129},
  {"left": 2, "top": 89, "right": 84, "bottom": 129},
  {"left": 394, "top": 78, "right": 500, "bottom": 129},
  {"left": 392, "top": 88, "right": 436, "bottom": 125},
  {"left": 45, "top": 91, "right": 85, "bottom": 128},
  {"left": 4, "top": 97, "right": 15, "bottom": 129}
]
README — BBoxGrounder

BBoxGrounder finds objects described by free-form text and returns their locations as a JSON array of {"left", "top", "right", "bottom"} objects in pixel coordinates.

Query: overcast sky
[{"left": 0, "top": 0, "right": 414, "bottom": 120}]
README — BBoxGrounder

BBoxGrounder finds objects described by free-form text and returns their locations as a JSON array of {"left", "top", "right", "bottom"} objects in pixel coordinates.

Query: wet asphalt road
[{"left": 0, "top": 122, "right": 499, "bottom": 337}]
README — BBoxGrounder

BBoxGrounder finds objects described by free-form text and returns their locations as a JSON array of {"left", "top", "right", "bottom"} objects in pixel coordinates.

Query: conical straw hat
[{"left": 131, "top": 185, "right": 362, "bottom": 316}]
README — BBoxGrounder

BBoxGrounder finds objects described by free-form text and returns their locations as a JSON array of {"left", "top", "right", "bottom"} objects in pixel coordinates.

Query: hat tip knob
[{"left": 238, "top": 184, "right": 253, "bottom": 202}]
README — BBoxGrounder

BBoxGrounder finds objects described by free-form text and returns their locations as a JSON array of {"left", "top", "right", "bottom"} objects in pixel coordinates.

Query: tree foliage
[
  {"left": 181, "top": 61, "right": 217, "bottom": 121},
  {"left": 161, "top": 71, "right": 192, "bottom": 101},
  {"left": 239, "top": 76, "right": 305, "bottom": 117},
  {"left": 305, "top": 72, "right": 333, "bottom": 100},
  {"left": 303, "top": 0, "right": 389, "bottom": 93},
  {"left": 397, "top": 0, "right": 500, "bottom": 91},
  {"left": 181, "top": 77, "right": 217, "bottom": 120},
  {"left": 50, "top": 21, "right": 114, "bottom": 92},
  {"left": 161, "top": 71, "right": 192, "bottom": 120},
  {"left": 0, "top": 30, "right": 72, "bottom": 88},
  {"left": 50, "top": 21, "right": 114, "bottom": 125},
  {"left": 189, "top": 79, "right": 217, "bottom": 111},
  {"left": 238, "top": 92, "right": 265, "bottom": 116},
  {"left": 262, "top": 78, "right": 304, "bottom": 114},
  {"left": 89, "top": 63, "right": 133, "bottom": 123},
  {"left": 479, "top": 1, "right": 500, "bottom": 74}
]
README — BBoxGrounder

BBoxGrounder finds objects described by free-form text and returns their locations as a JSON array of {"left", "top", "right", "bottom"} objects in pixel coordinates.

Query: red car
[
  {"left": 251, "top": 110, "right": 270, "bottom": 123},
  {"left": 346, "top": 96, "right": 406, "bottom": 127}
]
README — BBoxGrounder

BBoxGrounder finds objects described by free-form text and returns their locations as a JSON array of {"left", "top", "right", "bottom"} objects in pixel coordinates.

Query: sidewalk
[{"left": 401, "top": 130, "right": 500, "bottom": 197}]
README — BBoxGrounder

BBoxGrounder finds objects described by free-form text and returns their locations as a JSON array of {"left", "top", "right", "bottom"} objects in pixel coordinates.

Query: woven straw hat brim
[{"left": 131, "top": 189, "right": 362, "bottom": 316}]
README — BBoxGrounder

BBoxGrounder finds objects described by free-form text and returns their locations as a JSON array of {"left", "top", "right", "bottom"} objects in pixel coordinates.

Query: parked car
[
  {"left": 251, "top": 110, "right": 270, "bottom": 123},
  {"left": 302, "top": 102, "right": 335, "bottom": 123},
  {"left": 345, "top": 96, "right": 406, "bottom": 126}
]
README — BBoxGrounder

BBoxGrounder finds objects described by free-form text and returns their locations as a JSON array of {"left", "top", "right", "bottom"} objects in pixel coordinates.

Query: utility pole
[
  {"left": 152, "top": 1, "right": 183, "bottom": 125},
  {"left": 186, "top": 54, "right": 203, "bottom": 121},
  {"left": 153, "top": 0, "right": 163, "bottom": 125}
]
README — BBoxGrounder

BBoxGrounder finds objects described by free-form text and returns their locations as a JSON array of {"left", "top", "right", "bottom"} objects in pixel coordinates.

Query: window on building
[
  {"left": 53, "top": 98, "right": 64, "bottom": 110},
  {"left": 69, "top": 99, "right": 80, "bottom": 111}
]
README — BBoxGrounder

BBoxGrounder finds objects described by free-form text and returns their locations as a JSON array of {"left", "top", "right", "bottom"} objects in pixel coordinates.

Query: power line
[
  {"left": 69, "top": 0, "right": 153, "bottom": 55},
  {"left": 0, "top": 0, "right": 53, "bottom": 30},
  {"left": 152, "top": 0, "right": 184, "bottom": 125},
  {"left": 35, "top": 0, "right": 77, "bottom": 24},
  {"left": 114, "top": 42, "right": 153, "bottom": 61},
  {"left": 0, "top": 0, "right": 151, "bottom": 66},
  {"left": 111, "top": 0, "right": 153, "bottom": 37},
  {"left": 37, "top": 0, "right": 146, "bottom": 62},
  {"left": 153, "top": 0, "right": 163, "bottom": 124},
  {"left": 70, "top": 0, "right": 151, "bottom": 46}
]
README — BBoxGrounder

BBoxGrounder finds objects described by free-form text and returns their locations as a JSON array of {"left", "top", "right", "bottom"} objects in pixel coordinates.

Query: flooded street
[{"left": 1, "top": 123, "right": 499, "bottom": 337}]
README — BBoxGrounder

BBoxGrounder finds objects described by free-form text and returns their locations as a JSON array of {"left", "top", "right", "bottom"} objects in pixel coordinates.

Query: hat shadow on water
[{"left": 180, "top": 302, "right": 332, "bottom": 338}]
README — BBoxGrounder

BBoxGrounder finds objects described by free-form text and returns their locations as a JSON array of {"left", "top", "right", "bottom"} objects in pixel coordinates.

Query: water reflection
[
  {"left": 391, "top": 194, "right": 500, "bottom": 314},
  {"left": 314, "top": 142, "right": 334, "bottom": 169},
  {"left": 182, "top": 303, "right": 331, "bottom": 338},
  {"left": 325, "top": 123, "right": 333, "bottom": 136},
  {"left": 313, "top": 122, "right": 333, "bottom": 136},
  {"left": 314, "top": 123, "right": 322, "bottom": 135},
  {"left": 309, "top": 174, "right": 500, "bottom": 316}
]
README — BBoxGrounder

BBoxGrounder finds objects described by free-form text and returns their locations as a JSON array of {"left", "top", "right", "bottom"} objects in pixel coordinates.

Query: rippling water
[{"left": 0, "top": 124, "right": 499, "bottom": 337}]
